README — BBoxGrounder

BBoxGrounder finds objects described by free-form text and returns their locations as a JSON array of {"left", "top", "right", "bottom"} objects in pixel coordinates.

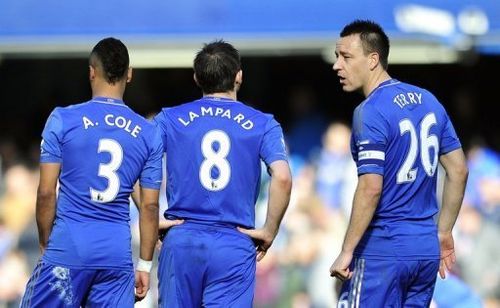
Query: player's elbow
[
  {"left": 272, "top": 169, "right": 292, "bottom": 193},
  {"left": 362, "top": 185, "right": 382, "bottom": 200},
  {"left": 358, "top": 174, "right": 383, "bottom": 199},
  {"left": 448, "top": 162, "right": 469, "bottom": 184},
  {"left": 269, "top": 161, "right": 292, "bottom": 193},
  {"left": 140, "top": 201, "right": 159, "bottom": 213},
  {"left": 36, "top": 187, "right": 56, "bottom": 204},
  {"left": 440, "top": 149, "right": 468, "bottom": 183},
  {"left": 457, "top": 164, "right": 469, "bottom": 184},
  {"left": 457, "top": 163, "right": 469, "bottom": 183}
]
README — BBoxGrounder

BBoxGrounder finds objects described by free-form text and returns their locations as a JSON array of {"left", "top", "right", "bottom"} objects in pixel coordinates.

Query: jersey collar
[
  {"left": 379, "top": 78, "right": 398, "bottom": 87},
  {"left": 367, "top": 79, "right": 400, "bottom": 99},
  {"left": 203, "top": 96, "right": 237, "bottom": 102},
  {"left": 92, "top": 96, "right": 126, "bottom": 105}
]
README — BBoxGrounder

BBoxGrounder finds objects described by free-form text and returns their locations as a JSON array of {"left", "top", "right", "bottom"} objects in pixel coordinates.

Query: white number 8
[
  {"left": 199, "top": 130, "right": 231, "bottom": 191},
  {"left": 90, "top": 138, "right": 123, "bottom": 202}
]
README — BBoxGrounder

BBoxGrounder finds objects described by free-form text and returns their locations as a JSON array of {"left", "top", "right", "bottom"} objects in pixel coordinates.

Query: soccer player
[
  {"left": 154, "top": 40, "right": 292, "bottom": 307},
  {"left": 20, "top": 37, "right": 163, "bottom": 307},
  {"left": 329, "top": 20, "right": 468, "bottom": 307}
]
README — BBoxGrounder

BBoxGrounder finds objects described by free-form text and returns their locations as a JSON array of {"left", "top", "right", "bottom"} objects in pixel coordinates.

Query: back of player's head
[
  {"left": 340, "top": 20, "right": 390, "bottom": 70},
  {"left": 194, "top": 40, "right": 241, "bottom": 94},
  {"left": 89, "top": 37, "right": 129, "bottom": 84}
]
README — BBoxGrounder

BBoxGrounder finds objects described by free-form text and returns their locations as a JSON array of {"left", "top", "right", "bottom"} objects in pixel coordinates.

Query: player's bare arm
[
  {"left": 36, "top": 162, "right": 60, "bottom": 254},
  {"left": 132, "top": 182, "right": 183, "bottom": 243},
  {"left": 437, "top": 148, "right": 468, "bottom": 279},
  {"left": 131, "top": 181, "right": 141, "bottom": 211},
  {"left": 134, "top": 187, "right": 159, "bottom": 301},
  {"left": 138, "top": 187, "right": 160, "bottom": 261},
  {"left": 238, "top": 160, "right": 292, "bottom": 261},
  {"left": 330, "top": 173, "right": 382, "bottom": 281}
]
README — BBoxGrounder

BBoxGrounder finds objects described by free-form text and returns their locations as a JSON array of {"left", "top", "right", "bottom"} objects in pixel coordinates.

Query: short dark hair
[
  {"left": 194, "top": 40, "right": 241, "bottom": 94},
  {"left": 340, "top": 20, "right": 390, "bottom": 70},
  {"left": 89, "top": 37, "right": 129, "bottom": 84}
]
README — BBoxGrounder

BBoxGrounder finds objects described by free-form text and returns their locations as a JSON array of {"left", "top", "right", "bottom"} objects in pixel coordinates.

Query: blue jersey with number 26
[
  {"left": 154, "top": 97, "right": 288, "bottom": 229},
  {"left": 40, "top": 97, "right": 163, "bottom": 269},
  {"left": 351, "top": 79, "right": 461, "bottom": 260}
]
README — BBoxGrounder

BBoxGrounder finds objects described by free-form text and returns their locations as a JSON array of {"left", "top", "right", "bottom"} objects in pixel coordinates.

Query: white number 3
[
  {"left": 199, "top": 130, "right": 231, "bottom": 191},
  {"left": 90, "top": 138, "right": 123, "bottom": 202}
]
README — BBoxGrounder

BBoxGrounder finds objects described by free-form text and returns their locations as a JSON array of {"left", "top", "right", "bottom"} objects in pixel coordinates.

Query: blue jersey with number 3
[
  {"left": 351, "top": 79, "right": 461, "bottom": 259},
  {"left": 154, "top": 97, "right": 288, "bottom": 228},
  {"left": 40, "top": 97, "right": 163, "bottom": 269}
]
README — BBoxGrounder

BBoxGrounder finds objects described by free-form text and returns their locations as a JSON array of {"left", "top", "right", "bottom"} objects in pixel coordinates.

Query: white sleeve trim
[{"left": 358, "top": 150, "right": 385, "bottom": 161}]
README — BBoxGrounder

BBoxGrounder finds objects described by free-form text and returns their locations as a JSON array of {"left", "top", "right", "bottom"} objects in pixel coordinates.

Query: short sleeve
[
  {"left": 139, "top": 128, "right": 164, "bottom": 190},
  {"left": 351, "top": 103, "right": 388, "bottom": 176},
  {"left": 260, "top": 117, "right": 288, "bottom": 165},
  {"left": 440, "top": 113, "right": 461, "bottom": 155},
  {"left": 40, "top": 108, "right": 64, "bottom": 163},
  {"left": 153, "top": 110, "right": 169, "bottom": 150}
]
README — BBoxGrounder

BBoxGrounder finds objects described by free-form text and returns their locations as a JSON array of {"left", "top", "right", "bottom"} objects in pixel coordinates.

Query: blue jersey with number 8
[{"left": 154, "top": 97, "right": 288, "bottom": 229}]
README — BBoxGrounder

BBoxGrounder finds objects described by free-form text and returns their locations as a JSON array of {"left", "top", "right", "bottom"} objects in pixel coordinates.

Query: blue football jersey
[
  {"left": 40, "top": 97, "right": 163, "bottom": 269},
  {"left": 351, "top": 79, "right": 461, "bottom": 259},
  {"left": 154, "top": 96, "right": 288, "bottom": 228}
]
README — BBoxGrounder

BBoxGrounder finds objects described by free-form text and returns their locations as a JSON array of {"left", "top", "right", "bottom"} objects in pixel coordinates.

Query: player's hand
[
  {"left": 158, "top": 219, "right": 184, "bottom": 242},
  {"left": 438, "top": 231, "right": 456, "bottom": 279},
  {"left": 330, "top": 250, "right": 353, "bottom": 282},
  {"left": 237, "top": 227, "right": 274, "bottom": 261},
  {"left": 134, "top": 271, "right": 150, "bottom": 302}
]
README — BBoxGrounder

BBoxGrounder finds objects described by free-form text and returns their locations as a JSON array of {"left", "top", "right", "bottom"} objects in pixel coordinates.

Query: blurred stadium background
[{"left": 1, "top": 1, "right": 499, "bottom": 307}]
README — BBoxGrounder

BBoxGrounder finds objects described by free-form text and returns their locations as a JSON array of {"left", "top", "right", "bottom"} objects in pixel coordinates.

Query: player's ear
[
  {"left": 89, "top": 65, "right": 96, "bottom": 81},
  {"left": 369, "top": 52, "right": 379, "bottom": 71},
  {"left": 235, "top": 70, "right": 243, "bottom": 88},
  {"left": 126, "top": 67, "right": 133, "bottom": 83},
  {"left": 193, "top": 73, "right": 200, "bottom": 87}
]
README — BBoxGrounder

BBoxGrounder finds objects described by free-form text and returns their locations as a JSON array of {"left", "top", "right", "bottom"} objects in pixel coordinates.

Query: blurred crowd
[{"left": 0, "top": 113, "right": 499, "bottom": 308}]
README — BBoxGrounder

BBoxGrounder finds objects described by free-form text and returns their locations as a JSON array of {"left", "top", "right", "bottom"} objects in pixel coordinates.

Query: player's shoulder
[
  {"left": 122, "top": 107, "right": 155, "bottom": 127},
  {"left": 356, "top": 95, "right": 383, "bottom": 118},
  {"left": 157, "top": 100, "right": 197, "bottom": 117},
  {"left": 56, "top": 100, "right": 91, "bottom": 111},
  {"left": 234, "top": 100, "right": 282, "bottom": 132},
  {"left": 48, "top": 100, "right": 93, "bottom": 120},
  {"left": 153, "top": 102, "right": 186, "bottom": 127},
  {"left": 354, "top": 92, "right": 391, "bottom": 132},
  {"left": 237, "top": 100, "right": 267, "bottom": 115}
]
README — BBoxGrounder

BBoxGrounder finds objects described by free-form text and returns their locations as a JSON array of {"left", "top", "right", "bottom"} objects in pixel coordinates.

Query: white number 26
[{"left": 397, "top": 113, "right": 439, "bottom": 183}]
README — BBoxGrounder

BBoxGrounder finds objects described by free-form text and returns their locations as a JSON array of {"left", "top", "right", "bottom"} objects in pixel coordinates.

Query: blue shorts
[
  {"left": 158, "top": 222, "right": 256, "bottom": 308},
  {"left": 337, "top": 257, "right": 439, "bottom": 308},
  {"left": 20, "top": 260, "right": 134, "bottom": 308}
]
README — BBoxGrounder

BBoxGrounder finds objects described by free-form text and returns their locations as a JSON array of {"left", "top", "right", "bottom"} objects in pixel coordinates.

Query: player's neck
[
  {"left": 203, "top": 91, "right": 237, "bottom": 101},
  {"left": 91, "top": 84, "right": 125, "bottom": 101},
  {"left": 363, "top": 70, "right": 391, "bottom": 98}
]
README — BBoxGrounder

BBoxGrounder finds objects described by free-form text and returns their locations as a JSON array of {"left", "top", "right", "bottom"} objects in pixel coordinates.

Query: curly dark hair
[
  {"left": 89, "top": 37, "right": 129, "bottom": 84},
  {"left": 194, "top": 40, "right": 241, "bottom": 94}
]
